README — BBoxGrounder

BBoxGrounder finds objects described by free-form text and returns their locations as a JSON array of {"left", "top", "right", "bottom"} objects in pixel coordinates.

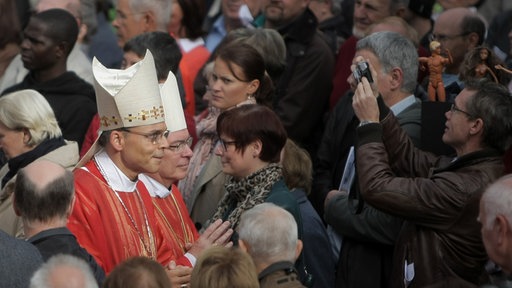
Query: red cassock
[
  {"left": 151, "top": 184, "right": 199, "bottom": 267},
  {"left": 67, "top": 160, "right": 172, "bottom": 274}
]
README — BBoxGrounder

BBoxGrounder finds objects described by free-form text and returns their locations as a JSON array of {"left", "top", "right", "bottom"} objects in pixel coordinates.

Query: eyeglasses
[
  {"left": 122, "top": 129, "right": 169, "bottom": 145},
  {"left": 429, "top": 32, "right": 470, "bottom": 42},
  {"left": 450, "top": 104, "right": 475, "bottom": 118},
  {"left": 219, "top": 139, "right": 237, "bottom": 152},
  {"left": 166, "top": 137, "right": 193, "bottom": 152}
]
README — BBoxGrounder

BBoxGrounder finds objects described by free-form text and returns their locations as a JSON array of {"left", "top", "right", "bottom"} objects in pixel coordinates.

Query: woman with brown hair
[{"left": 179, "top": 43, "right": 274, "bottom": 230}]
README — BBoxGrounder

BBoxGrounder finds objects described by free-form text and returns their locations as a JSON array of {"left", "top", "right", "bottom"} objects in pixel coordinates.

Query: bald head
[
  {"left": 24, "top": 160, "right": 67, "bottom": 191},
  {"left": 14, "top": 160, "right": 74, "bottom": 223}
]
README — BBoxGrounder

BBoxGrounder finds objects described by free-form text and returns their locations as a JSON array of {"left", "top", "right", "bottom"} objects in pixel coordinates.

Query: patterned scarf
[
  {"left": 179, "top": 106, "right": 220, "bottom": 207},
  {"left": 210, "top": 163, "right": 283, "bottom": 229}
]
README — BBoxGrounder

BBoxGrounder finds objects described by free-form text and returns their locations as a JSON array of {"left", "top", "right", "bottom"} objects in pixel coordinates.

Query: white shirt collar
[
  {"left": 94, "top": 150, "right": 138, "bottom": 192},
  {"left": 178, "top": 38, "right": 205, "bottom": 53},
  {"left": 139, "top": 174, "right": 171, "bottom": 198}
]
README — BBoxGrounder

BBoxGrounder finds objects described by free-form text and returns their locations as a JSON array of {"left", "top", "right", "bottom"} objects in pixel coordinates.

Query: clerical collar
[
  {"left": 139, "top": 174, "right": 171, "bottom": 198},
  {"left": 94, "top": 150, "right": 137, "bottom": 192}
]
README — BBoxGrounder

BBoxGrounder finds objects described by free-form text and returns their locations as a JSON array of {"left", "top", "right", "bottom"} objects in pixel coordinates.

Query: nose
[
  {"left": 112, "top": 17, "right": 120, "bottom": 28},
  {"left": 20, "top": 38, "right": 30, "bottom": 50},
  {"left": 184, "top": 145, "right": 194, "bottom": 157},
  {"left": 214, "top": 144, "right": 223, "bottom": 156}
]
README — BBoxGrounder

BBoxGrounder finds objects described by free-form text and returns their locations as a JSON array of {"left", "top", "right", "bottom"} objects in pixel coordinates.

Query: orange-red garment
[
  {"left": 179, "top": 45, "right": 210, "bottom": 117},
  {"left": 151, "top": 184, "right": 199, "bottom": 267},
  {"left": 67, "top": 159, "right": 172, "bottom": 273}
]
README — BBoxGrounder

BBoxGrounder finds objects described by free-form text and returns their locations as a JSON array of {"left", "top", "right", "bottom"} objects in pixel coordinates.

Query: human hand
[
  {"left": 324, "top": 189, "right": 348, "bottom": 209},
  {"left": 352, "top": 76, "right": 379, "bottom": 123},
  {"left": 166, "top": 261, "right": 192, "bottom": 288},
  {"left": 187, "top": 219, "right": 233, "bottom": 258}
]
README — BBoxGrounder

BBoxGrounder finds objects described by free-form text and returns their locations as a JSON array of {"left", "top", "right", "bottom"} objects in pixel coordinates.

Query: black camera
[{"left": 353, "top": 61, "right": 373, "bottom": 84}]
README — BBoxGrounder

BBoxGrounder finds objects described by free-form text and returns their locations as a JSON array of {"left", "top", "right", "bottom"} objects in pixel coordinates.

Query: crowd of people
[{"left": 2, "top": 0, "right": 512, "bottom": 287}]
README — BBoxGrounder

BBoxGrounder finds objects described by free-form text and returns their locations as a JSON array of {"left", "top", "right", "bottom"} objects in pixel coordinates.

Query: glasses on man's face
[
  {"left": 122, "top": 129, "right": 170, "bottom": 145},
  {"left": 219, "top": 138, "right": 237, "bottom": 152},
  {"left": 166, "top": 137, "right": 193, "bottom": 153},
  {"left": 429, "top": 32, "right": 470, "bottom": 42},
  {"left": 450, "top": 104, "right": 475, "bottom": 118}
]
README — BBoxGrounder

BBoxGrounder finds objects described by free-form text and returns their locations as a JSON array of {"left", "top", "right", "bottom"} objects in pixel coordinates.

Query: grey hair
[
  {"left": 0, "top": 90, "right": 62, "bottom": 147},
  {"left": 356, "top": 31, "right": 418, "bottom": 94},
  {"left": 129, "top": 0, "right": 172, "bottom": 31},
  {"left": 29, "top": 254, "right": 98, "bottom": 288},
  {"left": 238, "top": 203, "right": 298, "bottom": 265},
  {"left": 481, "top": 175, "right": 512, "bottom": 229}
]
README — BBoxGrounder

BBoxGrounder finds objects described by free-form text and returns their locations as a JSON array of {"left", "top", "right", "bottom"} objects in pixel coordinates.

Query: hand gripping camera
[{"left": 353, "top": 61, "right": 373, "bottom": 84}]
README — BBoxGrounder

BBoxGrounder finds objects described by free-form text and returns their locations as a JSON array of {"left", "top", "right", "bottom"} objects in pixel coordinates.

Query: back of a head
[
  {"left": 481, "top": 175, "right": 512, "bottom": 229},
  {"left": 238, "top": 203, "right": 298, "bottom": 265},
  {"left": 356, "top": 31, "right": 418, "bottom": 93},
  {"left": 0, "top": 0, "right": 22, "bottom": 49},
  {"left": 123, "top": 31, "right": 182, "bottom": 80},
  {"left": 367, "top": 16, "right": 419, "bottom": 47},
  {"left": 243, "top": 29, "right": 286, "bottom": 82},
  {"left": 0, "top": 89, "right": 62, "bottom": 147},
  {"left": 281, "top": 139, "right": 312, "bottom": 194},
  {"left": 31, "top": 8, "right": 79, "bottom": 56},
  {"left": 130, "top": 0, "right": 172, "bottom": 32},
  {"left": 103, "top": 256, "right": 171, "bottom": 288},
  {"left": 30, "top": 254, "right": 98, "bottom": 288},
  {"left": 463, "top": 79, "right": 512, "bottom": 153},
  {"left": 175, "top": 0, "right": 205, "bottom": 39},
  {"left": 190, "top": 246, "right": 259, "bottom": 288},
  {"left": 14, "top": 160, "right": 73, "bottom": 223}
]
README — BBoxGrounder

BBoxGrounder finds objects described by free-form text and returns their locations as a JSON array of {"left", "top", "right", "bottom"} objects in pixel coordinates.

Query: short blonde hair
[
  {"left": 0, "top": 89, "right": 62, "bottom": 147},
  {"left": 191, "top": 246, "right": 259, "bottom": 288}
]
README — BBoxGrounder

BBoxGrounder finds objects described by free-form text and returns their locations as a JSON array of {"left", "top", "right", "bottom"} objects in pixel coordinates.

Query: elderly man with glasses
[
  {"left": 68, "top": 51, "right": 232, "bottom": 284},
  {"left": 140, "top": 73, "right": 233, "bottom": 288}
]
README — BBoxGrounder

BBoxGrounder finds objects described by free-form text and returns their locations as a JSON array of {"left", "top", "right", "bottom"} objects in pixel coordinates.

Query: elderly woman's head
[
  {"left": 215, "top": 105, "right": 286, "bottom": 178},
  {"left": 0, "top": 89, "right": 61, "bottom": 159}
]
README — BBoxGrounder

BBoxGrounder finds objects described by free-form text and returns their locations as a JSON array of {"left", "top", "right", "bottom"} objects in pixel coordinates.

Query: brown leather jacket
[{"left": 355, "top": 99, "right": 504, "bottom": 287}]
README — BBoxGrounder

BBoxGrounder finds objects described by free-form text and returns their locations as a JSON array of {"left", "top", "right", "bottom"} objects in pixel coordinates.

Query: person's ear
[
  {"left": 142, "top": 11, "right": 157, "bottom": 31},
  {"left": 55, "top": 42, "right": 68, "bottom": 60},
  {"left": 22, "top": 128, "right": 31, "bottom": 146},
  {"left": 389, "top": 67, "right": 403, "bottom": 91},
  {"left": 294, "top": 239, "right": 303, "bottom": 261},
  {"left": 251, "top": 140, "right": 262, "bottom": 158},
  {"left": 110, "top": 130, "right": 125, "bottom": 151},
  {"left": 469, "top": 117, "right": 484, "bottom": 136},
  {"left": 238, "top": 239, "right": 249, "bottom": 253},
  {"left": 495, "top": 215, "right": 510, "bottom": 247},
  {"left": 247, "top": 79, "right": 260, "bottom": 96},
  {"left": 12, "top": 193, "right": 22, "bottom": 217}
]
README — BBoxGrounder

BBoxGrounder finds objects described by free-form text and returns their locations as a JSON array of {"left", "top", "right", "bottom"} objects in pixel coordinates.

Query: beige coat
[{"left": 0, "top": 141, "right": 79, "bottom": 238}]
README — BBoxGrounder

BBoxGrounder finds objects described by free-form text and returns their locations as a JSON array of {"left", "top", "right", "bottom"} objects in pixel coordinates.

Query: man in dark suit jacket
[
  {"left": 0, "top": 229, "right": 43, "bottom": 288},
  {"left": 13, "top": 160, "right": 105, "bottom": 286}
]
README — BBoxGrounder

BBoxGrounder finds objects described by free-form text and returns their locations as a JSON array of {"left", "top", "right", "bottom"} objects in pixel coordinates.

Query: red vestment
[
  {"left": 151, "top": 184, "right": 199, "bottom": 267},
  {"left": 67, "top": 160, "right": 172, "bottom": 273}
]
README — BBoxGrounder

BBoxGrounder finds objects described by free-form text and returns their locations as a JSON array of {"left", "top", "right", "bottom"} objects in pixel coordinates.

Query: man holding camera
[{"left": 316, "top": 31, "right": 422, "bottom": 288}]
